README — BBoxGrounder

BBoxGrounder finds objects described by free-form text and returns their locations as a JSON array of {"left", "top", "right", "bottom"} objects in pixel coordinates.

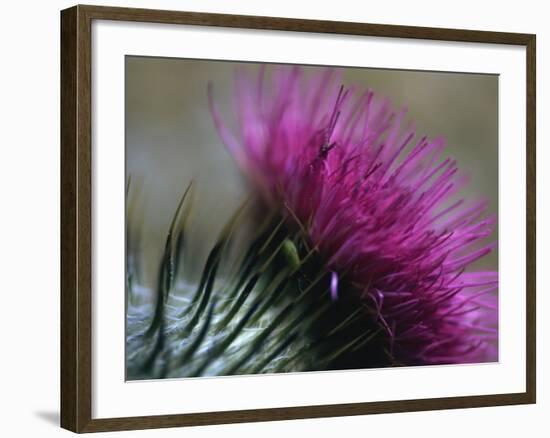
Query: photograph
[
  {"left": 0, "top": 0, "right": 542, "bottom": 435},
  {"left": 55, "top": 3, "right": 536, "bottom": 433},
  {"left": 125, "top": 58, "right": 499, "bottom": 380}
]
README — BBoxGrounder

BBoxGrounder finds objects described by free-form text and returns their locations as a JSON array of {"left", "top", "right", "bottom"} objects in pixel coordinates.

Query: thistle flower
[{"left": 209, "top": 65, "right": 498, "bottom": 366}]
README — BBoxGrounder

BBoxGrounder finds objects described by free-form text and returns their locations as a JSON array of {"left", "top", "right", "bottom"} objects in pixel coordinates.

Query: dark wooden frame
[{"left": 61, "top": 4, "right": 536, "bottom": 433}]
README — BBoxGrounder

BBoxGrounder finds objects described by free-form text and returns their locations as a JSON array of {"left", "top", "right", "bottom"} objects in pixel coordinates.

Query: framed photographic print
[{"left": 60, "top": 4, "right": 536, "bottom": 433}]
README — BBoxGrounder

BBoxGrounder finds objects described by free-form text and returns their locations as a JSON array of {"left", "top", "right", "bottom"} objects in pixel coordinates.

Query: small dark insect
[{"left": 319, "top": 141, "right": 337, "bottom": 160}]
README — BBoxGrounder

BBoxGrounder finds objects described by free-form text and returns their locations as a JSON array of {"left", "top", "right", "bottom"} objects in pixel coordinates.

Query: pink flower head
[{"left": 209, "top": 65, "right": 498, "bottom": 366}]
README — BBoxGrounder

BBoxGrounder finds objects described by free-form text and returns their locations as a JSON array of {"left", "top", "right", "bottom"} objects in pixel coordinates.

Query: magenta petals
[{"left": 209, "top": 66, "right": 498, "bottom": 366}]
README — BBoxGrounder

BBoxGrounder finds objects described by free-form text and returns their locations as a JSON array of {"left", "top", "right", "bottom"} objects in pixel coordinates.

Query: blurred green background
[{"left": 126, "top": 57, "right": 498, "bottom": 285}]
